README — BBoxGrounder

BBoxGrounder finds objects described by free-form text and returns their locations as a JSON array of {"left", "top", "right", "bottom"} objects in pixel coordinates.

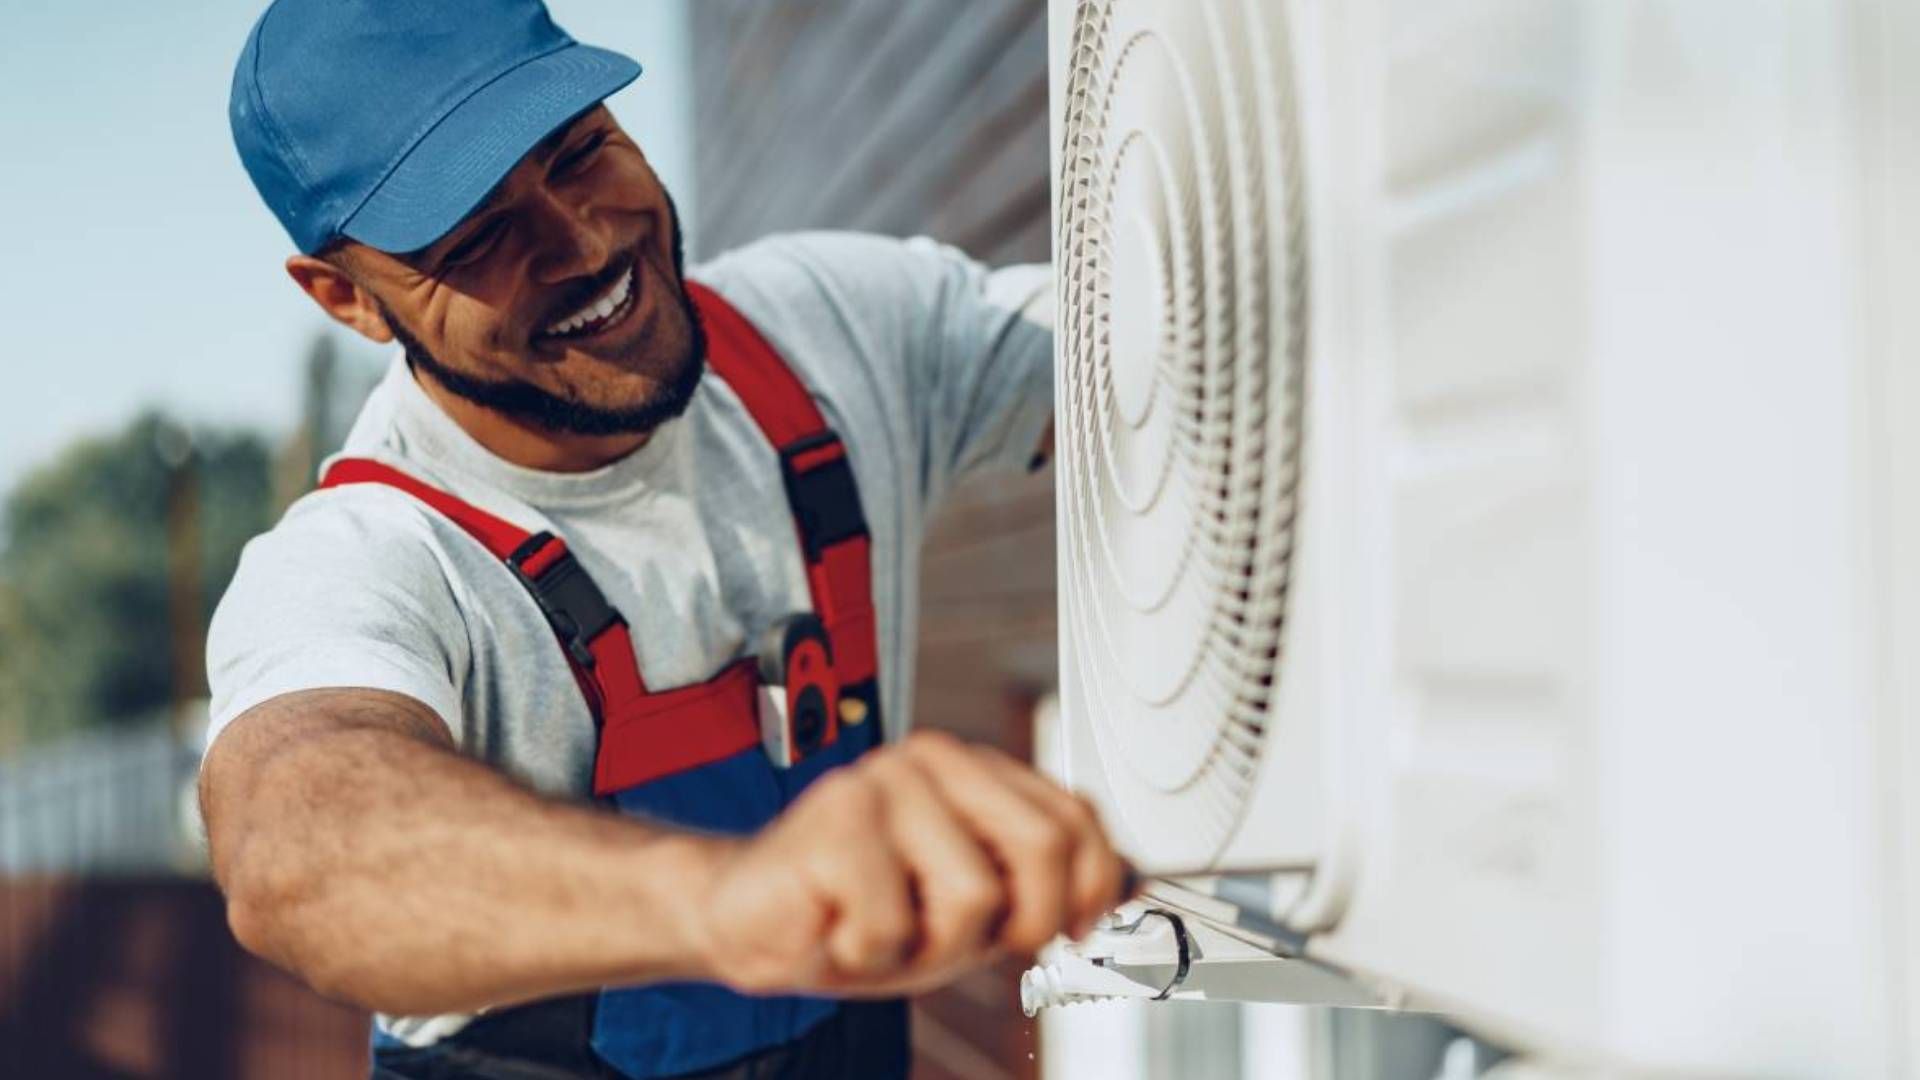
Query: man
[{"left": 201, "top": 1, "right": 1127, "bottom": 1078}]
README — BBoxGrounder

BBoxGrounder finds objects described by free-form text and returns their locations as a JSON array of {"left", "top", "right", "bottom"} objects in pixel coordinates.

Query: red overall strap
[
  {"left": 318, "top": 458, "right": 763, "bottom": 789},
  {"left": 687, "top": 281, "right": 880, "bottom": 691}
]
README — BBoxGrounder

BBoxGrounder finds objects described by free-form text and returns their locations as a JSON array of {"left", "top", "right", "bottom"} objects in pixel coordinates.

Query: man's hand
[{"left": 688, "top": 730, "right": 1127, "bottom": 997}]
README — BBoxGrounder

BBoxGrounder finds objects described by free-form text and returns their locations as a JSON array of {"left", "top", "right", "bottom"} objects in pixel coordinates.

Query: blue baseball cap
[{"left": 230, "top": 0, "right": 641, "bottom": 256}]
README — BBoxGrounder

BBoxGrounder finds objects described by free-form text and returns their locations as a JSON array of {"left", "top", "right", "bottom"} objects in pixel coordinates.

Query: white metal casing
[{"left": 1047, "top": 0, "right": 1919, "bottom": 1073}]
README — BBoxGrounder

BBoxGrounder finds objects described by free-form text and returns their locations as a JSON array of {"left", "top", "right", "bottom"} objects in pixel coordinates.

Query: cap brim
[{"left": 340, "top": 43, "right": 642, "bottom": 255}]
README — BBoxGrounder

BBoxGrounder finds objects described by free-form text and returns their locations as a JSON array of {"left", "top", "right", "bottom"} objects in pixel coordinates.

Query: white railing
[{"left": 0, "top": 719, "right": 205, "bottom": 875}]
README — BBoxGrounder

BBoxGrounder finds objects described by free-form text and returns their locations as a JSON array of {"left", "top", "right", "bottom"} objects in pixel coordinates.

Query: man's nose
[{"left": 527, "top": 189, "right": 615, "bottom": 284}]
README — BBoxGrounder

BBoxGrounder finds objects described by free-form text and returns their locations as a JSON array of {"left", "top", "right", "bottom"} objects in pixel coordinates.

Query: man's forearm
[{"left": 202, "top": 689, "right": 726, "bottom": 1016}]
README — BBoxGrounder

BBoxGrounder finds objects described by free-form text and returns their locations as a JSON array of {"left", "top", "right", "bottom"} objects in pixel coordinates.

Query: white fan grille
[{"left": 1057, "top": 0, "right": 1308, "bottom": 866}]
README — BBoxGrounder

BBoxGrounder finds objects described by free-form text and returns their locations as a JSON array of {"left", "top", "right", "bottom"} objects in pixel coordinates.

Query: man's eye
[
  {"left": 444, "top": 221, "right": 505, "bottom": 267},
  {"left": 556, "top": 132, "right": 608, "bottom": 176}
]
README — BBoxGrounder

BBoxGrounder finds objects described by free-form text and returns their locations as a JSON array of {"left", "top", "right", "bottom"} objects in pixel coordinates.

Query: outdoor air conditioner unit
[{"left": 1044, "top": 0, "right": 1919, "bottom": 1074}]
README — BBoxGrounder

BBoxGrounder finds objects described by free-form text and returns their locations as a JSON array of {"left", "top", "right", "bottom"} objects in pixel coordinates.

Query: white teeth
[{"left": 544, "top": 267, "right": 634, "bottom": 337}]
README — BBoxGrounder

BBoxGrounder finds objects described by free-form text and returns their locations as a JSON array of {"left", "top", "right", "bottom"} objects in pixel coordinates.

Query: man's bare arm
[
  {"left": 202, "top": 688, "right": 1129, "bottom": 1018},
  {"left": 199, "top": 687, "right": 720, "bottom": 1016}
]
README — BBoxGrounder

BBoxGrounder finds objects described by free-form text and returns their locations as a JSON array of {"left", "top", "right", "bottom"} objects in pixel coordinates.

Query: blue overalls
[{"left": 329, "top": 283, "right": 899, "bottom": 1080}]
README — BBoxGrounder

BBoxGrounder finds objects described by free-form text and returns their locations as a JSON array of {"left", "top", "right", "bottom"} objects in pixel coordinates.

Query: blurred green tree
[{"left": 0, "top": 413, "right": 274, "bottom": 745}]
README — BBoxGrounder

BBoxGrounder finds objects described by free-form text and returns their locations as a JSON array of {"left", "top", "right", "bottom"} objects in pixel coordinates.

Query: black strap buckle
[
  {"left": 508, "top": 532, "right": 622, "bottom": 669},
  {"left": 780, "top": 432, "right": 869, "bottom": 561}
]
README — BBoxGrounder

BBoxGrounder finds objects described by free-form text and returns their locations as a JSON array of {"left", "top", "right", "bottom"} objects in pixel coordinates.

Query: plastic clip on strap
[
  {"left": 507, "top": 532, "right": 620, "bottom": 669},
  {"left": 779, "top": 432, "right": 868, "bottom": 561},
  {"left": 503, "top": 530, "right": 655, "bottom": 724}
]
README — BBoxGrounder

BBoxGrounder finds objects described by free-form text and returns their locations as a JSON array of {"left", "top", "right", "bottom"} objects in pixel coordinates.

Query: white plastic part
[
  {"left": 1021, "top": 904, "right": 1380, "bottom": 1016},
  {"left": 1021, "top": 952, "right": 1167, "bottom": 1015},
  {"left": 754, "top": 683, "right": 794, "bottom": 768},
  {"left": 1022, "top": 908, "right": 1191, "bottom": 1015}
]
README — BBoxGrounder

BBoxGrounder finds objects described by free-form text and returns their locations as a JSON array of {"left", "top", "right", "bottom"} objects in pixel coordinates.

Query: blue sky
[{"left": 0, "top": 1, "right": 693, "bottom": 495}]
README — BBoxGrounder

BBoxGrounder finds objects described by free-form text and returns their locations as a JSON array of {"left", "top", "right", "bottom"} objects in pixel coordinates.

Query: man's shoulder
[
  {"left": 204, "top": 461, "right": 482, "bottom": 752},
  {"left": 233, "top": 473, "right": 470, "bottom": 591},
  {"left": 696, "top": 229, "right": 937, "bottom": 281},
  {"left": 692, "top": 231, "right": 974, "bottom": 391},
  {"left": 695, "top": 231, "right": 963, "bottom": 326}
]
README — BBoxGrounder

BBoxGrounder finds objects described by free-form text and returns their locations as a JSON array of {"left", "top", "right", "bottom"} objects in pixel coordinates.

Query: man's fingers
[
  {"left": 974, "top": 746, "right": 1127, "bottom": 937},
  {"left": 900, "top": 732, "right": 1075, "bottom": 955},
  {"left": 865, "top": 752, "right": 1005, "bottom": 972}
]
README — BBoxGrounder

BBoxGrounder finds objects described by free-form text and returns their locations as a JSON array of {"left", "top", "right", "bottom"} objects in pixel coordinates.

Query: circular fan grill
[{"left": 1056, "top": 0, "right": 1309, "bottom": 866}]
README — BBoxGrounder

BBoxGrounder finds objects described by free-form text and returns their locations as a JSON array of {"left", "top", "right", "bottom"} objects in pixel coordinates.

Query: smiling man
[{"left": 200, "top": 2, "right": 1120, "bottom": 1079}]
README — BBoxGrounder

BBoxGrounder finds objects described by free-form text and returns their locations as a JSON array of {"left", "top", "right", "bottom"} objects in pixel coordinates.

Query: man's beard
[{"left": 383, "top": 193, "right": 707, "bottom": 438}]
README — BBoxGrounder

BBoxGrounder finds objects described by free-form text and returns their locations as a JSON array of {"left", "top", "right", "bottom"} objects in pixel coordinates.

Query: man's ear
[{"left": 285, "top": 253, "right": 395, "bottom": 344}]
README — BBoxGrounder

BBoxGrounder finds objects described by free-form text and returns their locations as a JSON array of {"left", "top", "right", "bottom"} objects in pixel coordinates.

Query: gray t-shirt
[{"left": 207, "top": 229, "right": 1051, "bottom": 803}]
